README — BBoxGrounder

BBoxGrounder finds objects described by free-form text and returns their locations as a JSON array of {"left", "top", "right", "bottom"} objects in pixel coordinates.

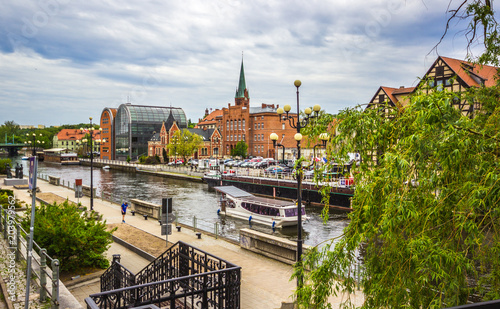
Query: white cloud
[{"left": 0, "top": 0, "right": 492, "bottom": 126}]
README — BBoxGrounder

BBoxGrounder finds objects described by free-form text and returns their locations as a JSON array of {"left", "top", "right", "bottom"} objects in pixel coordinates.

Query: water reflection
[{"left": 13, "top": 156, "right": 349, "bottom": 246}]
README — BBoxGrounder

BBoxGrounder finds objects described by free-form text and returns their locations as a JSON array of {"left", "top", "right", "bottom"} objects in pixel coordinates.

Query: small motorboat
[
  {"left": 21, "top": 156, "right": 29, "bottom": 160},
  {"left": 102, "top": 165, "right": 110, "bottom": 170}
]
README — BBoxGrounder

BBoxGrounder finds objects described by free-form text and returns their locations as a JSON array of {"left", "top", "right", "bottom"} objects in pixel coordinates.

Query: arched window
[
  {"left": 242, "top": 119, "right": 246, "bottom": 130},
  {"left": 226, "top": 121, "right": 229, "bottom": 131}
]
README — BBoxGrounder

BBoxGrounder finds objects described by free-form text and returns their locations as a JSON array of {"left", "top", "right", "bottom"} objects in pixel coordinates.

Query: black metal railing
[{"left": 86, "top": 241, "right": 241, "bottom": 309}]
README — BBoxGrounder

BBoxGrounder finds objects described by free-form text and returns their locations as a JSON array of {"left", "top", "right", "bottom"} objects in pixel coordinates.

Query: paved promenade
[{"left": 9, "top": 176, "right": 364, "bottom": 308}]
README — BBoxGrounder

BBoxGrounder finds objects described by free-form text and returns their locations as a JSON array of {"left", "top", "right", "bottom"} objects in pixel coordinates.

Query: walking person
[{"left": 121, "top": 202, "right": 128, "bottom": 223}]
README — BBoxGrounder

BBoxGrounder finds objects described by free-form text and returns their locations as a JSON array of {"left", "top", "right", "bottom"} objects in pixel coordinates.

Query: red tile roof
[
  {"left": 56, "top": 129, "right": 101, "bottom": 141},
  {"left": 439, "top": 56, "right": 498, "bottom": 87},
  {"left": 195, "top": 109, "right": 223, "bottom": 128}
]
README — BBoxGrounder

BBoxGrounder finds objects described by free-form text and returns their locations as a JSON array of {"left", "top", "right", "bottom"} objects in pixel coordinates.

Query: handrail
[{"left": 0, "top": 208, "right": 60, "bottom": 308}]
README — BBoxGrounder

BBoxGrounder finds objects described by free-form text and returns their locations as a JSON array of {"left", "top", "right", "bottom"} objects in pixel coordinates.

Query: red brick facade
[
  {"left": 221, "top": 60, "right": 299, "bottom": 158},
  {"left": 100, "top": 108, "right": 117, "bottom": 160},
  {"left": 148, "top": 121, "right": 223, "bottom": 162}
]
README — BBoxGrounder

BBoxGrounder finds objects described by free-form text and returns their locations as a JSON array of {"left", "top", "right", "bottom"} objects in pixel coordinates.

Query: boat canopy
[{"left": 214, "top": 186, "right": 254, "bottom": 198}]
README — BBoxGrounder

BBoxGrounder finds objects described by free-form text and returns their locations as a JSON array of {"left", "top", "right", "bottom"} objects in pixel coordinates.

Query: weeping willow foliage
[{"left": 293, "top": 84, "right": 500, "bottom": 308}]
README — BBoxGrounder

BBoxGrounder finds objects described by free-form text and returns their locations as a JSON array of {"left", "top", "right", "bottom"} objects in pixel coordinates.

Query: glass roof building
[{"left": 115, "top": 104, "right": 187, "bottom": 160}]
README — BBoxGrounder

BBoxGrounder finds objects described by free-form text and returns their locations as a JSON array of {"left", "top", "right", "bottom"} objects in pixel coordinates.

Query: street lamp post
[
  {"left": 25, "top": 133, "right": 44, "bottom": 157},
  {"left": 81, "top": 117, "right": 102, "bottom": 211},
  {"left": 270, "top": 133, "right": 286, "bottom": 164},
  {"left": 276, "top": 80, "right": 321, "bottom": 288}
]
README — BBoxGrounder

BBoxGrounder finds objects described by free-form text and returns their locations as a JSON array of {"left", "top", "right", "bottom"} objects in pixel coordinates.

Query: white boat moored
[{"left": 214, "top": 186, "right": 305, "bottom": 228}]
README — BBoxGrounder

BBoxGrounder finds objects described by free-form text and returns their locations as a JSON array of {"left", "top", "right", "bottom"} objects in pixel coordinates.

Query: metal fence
[
  {"left": 0, "top": 207, "right": 60, "bottom": 308},
  {"left": 85, "top": 241, "right": 241, "bottom": 309}
]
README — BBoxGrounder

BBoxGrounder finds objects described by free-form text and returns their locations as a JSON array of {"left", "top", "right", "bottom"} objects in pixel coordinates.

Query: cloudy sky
[{"left": 0, "top": 0, "right": 494, "bottom": 127}]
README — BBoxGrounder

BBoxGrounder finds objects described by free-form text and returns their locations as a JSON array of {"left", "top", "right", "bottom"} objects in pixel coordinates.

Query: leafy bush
[
  {"left": 0, "top": 190, "right": 24, "bottom": 209},
  {"left": 0, "top": 158, "right": 12, "bottom": 175},
  {"left": 21, "top": 201, "right": 115, "bottom": 271}
]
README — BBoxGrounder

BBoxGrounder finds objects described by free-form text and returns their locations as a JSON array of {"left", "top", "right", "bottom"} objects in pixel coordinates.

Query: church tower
[{"left": 234, "top": 58, "right": 249, "bottom": 106}]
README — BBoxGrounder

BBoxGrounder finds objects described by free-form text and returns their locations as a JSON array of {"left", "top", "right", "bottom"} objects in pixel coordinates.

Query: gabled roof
[
  {"left": 56, "top": 129, "right": 100, "bottom": 141},
  {"left": 187, "top": 128, "right": 215, "bottom": 141},
  {"left": 417, "top": 56, "right": 499, "bottom": 89},
  {"left": 149, "top": 132, "right": 160, "bottom": 142},
  {"left": 441, "top": 56, "right": 498, "bottom": 87},
  {"left": 367, "top": 86, "right": 398, "bottom": 107}
]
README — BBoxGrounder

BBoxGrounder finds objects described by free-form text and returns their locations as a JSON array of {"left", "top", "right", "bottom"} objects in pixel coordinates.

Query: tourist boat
[{"left": 214, "top": 186, "right": 306, "bottom": 228}]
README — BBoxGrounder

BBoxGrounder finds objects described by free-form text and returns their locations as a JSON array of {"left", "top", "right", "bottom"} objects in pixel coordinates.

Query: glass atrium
[{"left": 115, "top": 104, "right": 187, "bottom": 160}]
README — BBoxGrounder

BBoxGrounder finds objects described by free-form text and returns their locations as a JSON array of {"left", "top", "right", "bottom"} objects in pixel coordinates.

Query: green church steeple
[{"left": 235, "top": 58, "right": 248, "bottom": 99}]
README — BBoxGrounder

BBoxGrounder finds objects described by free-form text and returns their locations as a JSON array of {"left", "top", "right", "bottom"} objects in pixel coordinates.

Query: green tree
[
  {"left": 21, "top": 201, "right": 115, "bottom": 272},
  {"left": 0, "top": 121, "right": 20, "bottom": 143},
  {"left": 231, "top": 141, "right": 248, "bottom": 158},
  {"left": 293, "top": 2, "right": 500, "bottom": 307},
  {"left": 0, "top": 158, "right": 11, "bottom": 175},
  {"left": 167, "top": 130, "right": 203, "bottom": 163},
  {"left": 162, "top": 148, "right": 169, "bottom": 163}
]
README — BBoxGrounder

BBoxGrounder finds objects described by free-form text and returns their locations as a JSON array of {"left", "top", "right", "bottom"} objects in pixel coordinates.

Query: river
[{"left": 13, "top": 156, "right": 349, "bottom": 246}]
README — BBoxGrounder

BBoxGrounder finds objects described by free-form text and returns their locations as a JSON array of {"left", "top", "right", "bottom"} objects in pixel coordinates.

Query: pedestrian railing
[
  {"left": 86, "top": 241, "right": 241, "bottom": 309},
  {"left": 0, "top": 207, "right": 60, "bottom": 308}
]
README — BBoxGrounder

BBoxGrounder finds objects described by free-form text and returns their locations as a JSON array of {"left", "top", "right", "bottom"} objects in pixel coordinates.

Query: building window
[
  {"left": 242, "top": 119, "right": 245, "bottom": 130},
  {"left": 238, "top": 120, "right": 241, "bottom": 130},
  {"left": 436, "top": 66, "right": 444, "bottom": 77},
  {"left": 242, "top": 134, "right": 245, "bottom": 141},
  {"left": 231, "top": 135, "right": 233, "bottom": 141},
  {"left": 282, "top": 134, "right": 285, "bottom": 140},
  {"left": 238, "top": 134, "right": 241, "bottom": 141},
  {"left": 254, "top": 123, "right": 257, "bottom": 130},
  {"left": 258, "top": 123, "right": 260, "bottom": 130},
  {"left": 261, "top": 123, "right": 264, "bottom": 129},
  {"left": 282, "top": 123, "right": 285, "bottom": 130},
  {"left": 254, "top": 145, "right": 257, "bottom": 152},
  {"left": 261, "top": 116, "right": 264, "bottom": 120},
  {"left": 230, "top": 120, "right": 233, "bottom": 131},
  {"left": 226, "top": 121, "right": 229, "bottom": 131},
  {"left": 261, "top": 134, "right": 264, "bottom": 141},
  {"left": 378, "top": 94, "right": 385, "bottom": 103}
]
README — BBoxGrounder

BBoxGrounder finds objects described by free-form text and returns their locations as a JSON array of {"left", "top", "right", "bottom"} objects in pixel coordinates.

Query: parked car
[
  {"left": 168, "top": 160, "right": 183, "bottom": 166},
  {"left": 263, "top": 166, "right": 291, "bottom": 175}
]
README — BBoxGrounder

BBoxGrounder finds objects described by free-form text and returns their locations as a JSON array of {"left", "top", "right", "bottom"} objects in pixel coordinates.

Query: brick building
[
  {"left": 100, "top": 107, "right": 117, "bottom": 160},
  {"left": 221, "top": 59, "right": 299, "bottom": 158},
  {"left": 53, "top": 129, "right": 101, "bottom": 154},
  {"left": 148, "top": 111, "right": 223, "bottom": 161}
]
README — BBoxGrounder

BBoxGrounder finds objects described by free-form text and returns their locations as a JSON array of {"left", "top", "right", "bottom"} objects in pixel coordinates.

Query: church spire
[{"left": 235, "top": 56, "right": 248, "bottom": 99}]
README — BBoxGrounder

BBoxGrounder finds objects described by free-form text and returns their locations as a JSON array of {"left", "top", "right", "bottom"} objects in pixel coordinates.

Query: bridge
[{"left": 0, "top": 143, "right": 26, "bottom": 156}]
